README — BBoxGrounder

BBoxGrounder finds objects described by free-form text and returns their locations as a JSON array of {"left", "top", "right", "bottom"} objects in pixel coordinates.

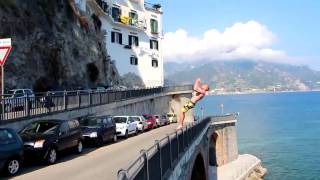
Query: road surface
[{"left": 9, "top": 124, "right": 177, "bottom": 180}]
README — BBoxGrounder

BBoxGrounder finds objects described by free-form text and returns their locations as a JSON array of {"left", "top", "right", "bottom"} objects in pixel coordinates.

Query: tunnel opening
[
  {"left": 191, "top": 153, "right": 206, "bottom": 180},
  {"left": 209, "top": 132, "right": 218, "bottom": 166}
]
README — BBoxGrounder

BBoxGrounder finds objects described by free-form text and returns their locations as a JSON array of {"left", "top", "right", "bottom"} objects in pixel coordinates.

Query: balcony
[
  {"left": 144, "top": 2, "right": 162, "bottom": 13},
  {"left": 89, "top": 0, "right": 147, "bottom": 31}
]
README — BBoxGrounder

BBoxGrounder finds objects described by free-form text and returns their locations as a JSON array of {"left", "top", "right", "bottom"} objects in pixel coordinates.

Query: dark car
[
  {"left": 143, "top": 114, "right": 157, "bottom": 129},
  {"left": 20, "top": 119, "right": 83, "bottom": 164},
  {"left": 0, "top": 128, "right": 24, "bottom": 176},
  {"left": 79, "top": 116, "right": 117, "bottom": 146}
]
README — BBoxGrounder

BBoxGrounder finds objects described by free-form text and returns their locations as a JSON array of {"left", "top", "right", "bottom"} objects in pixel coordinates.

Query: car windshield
[
  {"left": 0, "top": 130, "right": 15, "bottom": 145},
  {"left": 143, "top": 115, "right": 152, "bottom": 119},
  {"left": 80, "top": 117, "right": 103, "bottom": 127},
  {"left": 7, "top": 90, "right": 15, "bottom": 95},
  {"left": 113, "top": 117, "right": 127, "bottom": 123},
  {"left": 21, "top": 121, "right": 59, "bottom": 135}
]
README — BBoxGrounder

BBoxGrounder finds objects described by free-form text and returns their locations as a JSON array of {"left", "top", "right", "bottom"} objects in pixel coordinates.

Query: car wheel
[
  {"left": 76, "top": 141, "right": 83, "bottom": 154},
  {"left": 113, "top": 134, "right": 118, "bottom": 143},
  {"left": 46, "top": 148, "right": 57, "bottom": 164},
  {"left": 6, "top": 159, "right": 20, "bottom": 175},
  {"left": 125, "top": 130, "right": 128, "bottom": 139}
]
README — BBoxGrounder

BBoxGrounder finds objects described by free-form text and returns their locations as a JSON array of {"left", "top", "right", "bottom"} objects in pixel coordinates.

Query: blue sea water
[{"left": 196, "top": 92, "right": 320, "bottom": 180}]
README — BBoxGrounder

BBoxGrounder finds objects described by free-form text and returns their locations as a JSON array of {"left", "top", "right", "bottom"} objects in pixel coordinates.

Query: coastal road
[{"left": 10, "top": 124, "right": 178, "bottom": 180}]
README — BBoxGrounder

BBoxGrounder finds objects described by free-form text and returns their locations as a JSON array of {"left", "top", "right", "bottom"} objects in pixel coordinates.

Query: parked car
[
  {"left": 79, "top": 116, "right": 117, "bottom": 146},
  {"left": 159, "top": 115, "right": 169, "bottom": 126},
  {"left": 167, "top": 113, "right": 178, "bottom": 123},
  {"left": 154, "top": 115, "right": 161, "bottom": 126},
  {"left": 113, "top": 116, "right": 138, "bottom": 138},
  {"left": 20, "top": 119, "right": 83, "bottom": 164},
  {"left": 142, "top": 114, "right": 157, "bottom": 129},
  {"left": 131, "top": 116, "right": 148, "bottom": 132},
  {"left": 2, "top": 89, "right": 35, "bottom": 112},
  {"left": 91, "top": 87, "right": 106, "bottom": 92},
  {"left": 0, "top": 128, "right": 24, "bottom": 176}
]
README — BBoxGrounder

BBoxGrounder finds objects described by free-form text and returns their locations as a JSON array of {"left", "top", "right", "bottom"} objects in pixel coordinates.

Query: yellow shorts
[{"left": 181, "top": 101, "right": 195, "bottom": 113}]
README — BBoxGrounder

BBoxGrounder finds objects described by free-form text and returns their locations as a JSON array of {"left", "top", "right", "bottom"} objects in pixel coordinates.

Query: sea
[{"left": 196, "top": 91, "right": 320, "bottom": 180}]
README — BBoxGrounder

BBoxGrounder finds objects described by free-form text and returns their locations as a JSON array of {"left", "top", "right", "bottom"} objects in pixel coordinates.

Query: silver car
[{"left": 131, "top": 116, "right": 148, "bottom": 132}]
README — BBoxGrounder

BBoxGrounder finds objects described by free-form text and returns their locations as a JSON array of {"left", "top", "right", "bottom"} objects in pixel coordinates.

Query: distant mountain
[{"left": 164, "top": 61, "right": 320, "bottom": 91}]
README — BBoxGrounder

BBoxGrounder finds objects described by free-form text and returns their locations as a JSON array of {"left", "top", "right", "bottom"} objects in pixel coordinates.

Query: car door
[
  {"left": 101, "top": 118, "right": 109, "bottom": 140},
  {"left": 14, "top": 90, "right": 24, "bottom": 109},
  {"left": 0, "top": 129, "right": 20, "bottom": 163},
  {"left": 67, "top": 120, "right": 80, "bottom": 148},
  {"left": 128, "top": 117, "right": 134, "bottom": 133},
  {"left": 105, "top": 117, "right": 113, "bottom": 140},
  {"left": 57, "top": 122, "right": 70, "bottom": 151}
]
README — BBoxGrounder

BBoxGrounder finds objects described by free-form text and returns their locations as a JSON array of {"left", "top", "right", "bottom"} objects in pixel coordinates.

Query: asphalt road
[{"left": 8, "top": 124, "right": 178, "bottom": 180}]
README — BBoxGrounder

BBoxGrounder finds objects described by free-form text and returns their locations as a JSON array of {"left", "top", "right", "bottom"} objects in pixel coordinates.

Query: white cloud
[{"left": 163, "top": 20, "right": 301, "bottom": 64}]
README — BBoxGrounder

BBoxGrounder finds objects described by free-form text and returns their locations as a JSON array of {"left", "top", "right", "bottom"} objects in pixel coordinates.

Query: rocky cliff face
[{"left": 0, "top": 0, "right": 121, "bottom": 92}]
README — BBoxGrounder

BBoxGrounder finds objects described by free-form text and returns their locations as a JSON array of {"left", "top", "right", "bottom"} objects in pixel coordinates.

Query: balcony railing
[
  {"left": 144, "top": 2, "right": 162, "bottom": 13},
  {"left": 94, "top": 0, "right": 147, "bottom": 31}
]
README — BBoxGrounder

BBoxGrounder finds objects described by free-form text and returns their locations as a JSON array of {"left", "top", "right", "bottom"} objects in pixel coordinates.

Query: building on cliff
[{"left": 80, "top": 0, "right": 164, "bottom": 87}]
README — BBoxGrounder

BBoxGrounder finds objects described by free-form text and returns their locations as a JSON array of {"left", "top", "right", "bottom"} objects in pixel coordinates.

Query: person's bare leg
[
  {"left": 190, "top": 93, "right": 204, "bottom": 104},
  {"left": 177, "top": 111, "right": 185, "bottom": 130}
]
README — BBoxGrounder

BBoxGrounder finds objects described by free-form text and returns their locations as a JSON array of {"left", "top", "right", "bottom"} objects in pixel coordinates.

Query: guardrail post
[
  {"left": 176, "top": 131, "right": 180, "bottom": 157},
  {"left": 77, "top": 91, "right": 81, "bottom": 108},
  {"left": 140, "top": 149, "right": 149, "bottom": 180},
  {"left": 167, "top": 134, "right": 172, "bottom": 169},
  {"left": 89, "top": 90, "right": 92, "bottom": 106},
  {"left": 26, "top": 94, "right": 30, "bottom": 117},
  {"left": 182, "top": 127, "right": 185, "bottom": 151},
  {"left": 99, "top": 91, "right": 102, "bottom": 105},
  {"left": 155, "top": 140, "right": 162, "bottom": 180},
  {"left": 117, "top": 169, "right": 129, "bottom": 180},
  {"left": 63, "top": 90, "right": 67, "bottom": 110}
]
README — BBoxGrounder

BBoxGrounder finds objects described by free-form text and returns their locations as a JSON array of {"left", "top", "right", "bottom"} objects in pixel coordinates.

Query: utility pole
[{"left": 220, "top": 103, "right": 224, "bottom": 115}]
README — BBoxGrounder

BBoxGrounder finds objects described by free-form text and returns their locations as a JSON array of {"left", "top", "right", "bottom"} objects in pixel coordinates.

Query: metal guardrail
[
  {"left": 117, "top": 117, "right": 211, "bottom": 180},
  {"left": 0, "top": 85, "right": 192, "bottom": 122}
]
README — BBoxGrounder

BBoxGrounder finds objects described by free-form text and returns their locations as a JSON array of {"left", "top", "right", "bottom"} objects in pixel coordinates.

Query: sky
[{"left": 148, "top": 0, "right": 320, "bottom": 70}]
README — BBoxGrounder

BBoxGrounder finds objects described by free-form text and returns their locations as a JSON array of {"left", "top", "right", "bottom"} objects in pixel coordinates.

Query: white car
[
  {"left": 131, "top": 116, "right": 148, "bottom": 132},
  {"left": 113, "top": 116, "right": 138, "bottom": 138},
  {"left": 3, "top": 89, "right": 35, "bottom": 112}
]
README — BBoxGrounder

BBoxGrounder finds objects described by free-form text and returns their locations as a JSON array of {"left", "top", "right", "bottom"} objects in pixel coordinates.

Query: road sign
[{"left": 0, "top": 38, "right": 12, "bottom": 66}]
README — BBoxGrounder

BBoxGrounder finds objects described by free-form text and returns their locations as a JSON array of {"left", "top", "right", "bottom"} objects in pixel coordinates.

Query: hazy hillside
[{"left": 165, "top": 61, "right": 320, "bottom": 91}]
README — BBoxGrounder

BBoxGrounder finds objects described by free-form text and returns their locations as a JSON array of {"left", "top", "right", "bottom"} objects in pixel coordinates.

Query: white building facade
[{"left": 83, "top": 0, "right": 164, "bottom": 87}]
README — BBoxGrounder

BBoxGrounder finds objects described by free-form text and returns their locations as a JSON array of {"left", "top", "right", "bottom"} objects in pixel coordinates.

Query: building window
[
  {"left": 129, "top": 35, "right": 139, "bottom": 47},
  {"left": 129, "top": 11, "right": 138, "bottom": 26},
  {"left": 130, "top": 56, "right": 138, "bottom": 65},
  {"left": 152, "top": 59, "right": 158, "bottom": 67},
  {"left": 150, "top": 19, "right": 158, "bottom": 34},
  {"left": 112, "top": 7, "right": 121, "bottom": 22},
  {"left": 150, "top": 40, "right": 159, "bottom": 50},
  {"left": 111, "top": 31, "right": 122, "bottom": 44}
]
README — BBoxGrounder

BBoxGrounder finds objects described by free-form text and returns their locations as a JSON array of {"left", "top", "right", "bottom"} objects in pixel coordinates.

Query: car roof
[
  {"left": 31, "top": 119, "right": 69, "bottom": 123},
  {"left": 0, "top": 127, "right": 14, "bottom": 131},
  {"left": 10, "top": 89, "right": 32, "bottom": 91}
]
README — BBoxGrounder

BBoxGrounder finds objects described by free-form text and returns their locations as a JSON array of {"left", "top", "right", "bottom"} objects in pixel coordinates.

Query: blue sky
[{"left": 148, "top": 0, "right": 320, "bottom": 70}]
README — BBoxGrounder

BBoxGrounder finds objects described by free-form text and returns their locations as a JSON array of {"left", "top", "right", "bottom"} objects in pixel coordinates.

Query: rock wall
[{"left": 0, "top": 0, "right": 121, "bottom": 91}]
